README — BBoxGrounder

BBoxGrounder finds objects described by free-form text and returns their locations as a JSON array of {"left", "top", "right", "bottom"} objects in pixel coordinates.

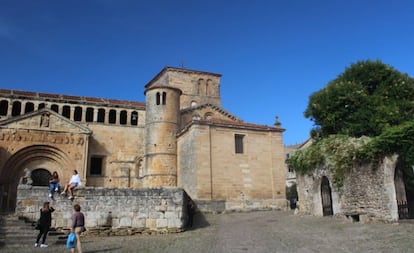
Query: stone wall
[
  {"left": 177, "top": 122, "right": 288, "bottom": 211},
  {"left": 296, "top": 156, "right": 399, "bottom": 222},
  {"left": 15, "top": 185, "right": 189, "bottom": 234}
]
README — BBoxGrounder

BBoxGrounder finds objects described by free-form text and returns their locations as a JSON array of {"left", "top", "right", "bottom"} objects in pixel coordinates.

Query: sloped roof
[
  {"left": 145, "top": 66, "right": 222, "bottom": 88},
  {"left": 181, "top": 103, "right": 240, "bottom": 121},
  {"left": 0, "top": 108, "right": 92, "bottom": 134},
  {"left": 178, "top": 117, "right": 285, "bottom": 137}
]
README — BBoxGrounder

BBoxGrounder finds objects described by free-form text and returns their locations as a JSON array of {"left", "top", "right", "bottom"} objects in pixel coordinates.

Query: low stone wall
[
  {"left": 15, "top": 185, "right": 188, "bottom": 235},
  {"left": 195, "top": 199, "right": 288, "bottom": 213}
]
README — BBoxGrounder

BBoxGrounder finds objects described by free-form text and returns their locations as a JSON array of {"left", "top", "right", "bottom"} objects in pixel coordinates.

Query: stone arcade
[{"left": 0, "top": 67, "right": 287, "bottom": 232}]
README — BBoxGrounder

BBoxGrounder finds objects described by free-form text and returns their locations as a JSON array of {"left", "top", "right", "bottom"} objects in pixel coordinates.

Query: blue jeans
[{"left": 49, "top": 183, "right": 60, "bottom": 194}]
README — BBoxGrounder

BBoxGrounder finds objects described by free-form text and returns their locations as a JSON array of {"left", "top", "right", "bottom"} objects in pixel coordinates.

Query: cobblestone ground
[{"left": 3, "top": 210, "right": 414, "bottom": 253}]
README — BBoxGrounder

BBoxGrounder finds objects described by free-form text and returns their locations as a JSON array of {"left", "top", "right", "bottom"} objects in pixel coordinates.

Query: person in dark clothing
[
  {"left": 35, "top": 201, "right": 55, "bottom": 248},
  {"left": 186, "top": 196, "right": 196, "bottom": 228}
]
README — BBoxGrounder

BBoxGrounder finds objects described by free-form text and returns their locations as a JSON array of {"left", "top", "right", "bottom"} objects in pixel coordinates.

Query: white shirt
[{"left": 69, "top": 174, "right": 82, "bottom": 186}]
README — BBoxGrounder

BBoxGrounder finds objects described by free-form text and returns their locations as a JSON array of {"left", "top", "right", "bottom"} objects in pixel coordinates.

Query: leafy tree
[{"left": 305, "top": 60, "right": 414, "bottom": 137}]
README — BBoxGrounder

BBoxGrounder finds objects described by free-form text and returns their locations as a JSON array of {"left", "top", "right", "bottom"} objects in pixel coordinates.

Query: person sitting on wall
[
  {"left": 48, "top": 171, "right": 61, "bottom": 199},
  {"left": 61, "top": 170, "right": 81, "bottom": 200}
]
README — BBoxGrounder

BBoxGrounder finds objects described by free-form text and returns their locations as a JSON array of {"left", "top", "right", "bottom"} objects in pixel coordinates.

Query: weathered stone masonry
[
  {"left": 16, "top": 186, "right": 188, "bottom": 234},
  {"left": 296, "top": 156, "right": 399, "bottom": 222}
]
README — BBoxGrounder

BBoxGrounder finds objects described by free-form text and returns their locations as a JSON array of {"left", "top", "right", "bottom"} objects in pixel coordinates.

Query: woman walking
[
  {"left": 35, "top": 202, "right": 55, "bottom": 248},
  {"left": 70, "top": 204, "right": 85, "bottom": 253}
]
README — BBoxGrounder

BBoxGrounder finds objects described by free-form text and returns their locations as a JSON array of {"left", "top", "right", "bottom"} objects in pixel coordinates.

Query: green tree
[{"left": 305, "top": 60, "right": 414, "bottom": 137}]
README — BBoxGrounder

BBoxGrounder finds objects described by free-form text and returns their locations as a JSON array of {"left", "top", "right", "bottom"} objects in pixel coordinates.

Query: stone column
[{"left": 70, "top": 106, "right": 75, "bottom": 121}]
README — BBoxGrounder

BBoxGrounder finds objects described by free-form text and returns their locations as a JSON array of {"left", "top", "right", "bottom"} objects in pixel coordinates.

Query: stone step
[{"left": 0, "top": 214, "right": 67, "bottom": 247}]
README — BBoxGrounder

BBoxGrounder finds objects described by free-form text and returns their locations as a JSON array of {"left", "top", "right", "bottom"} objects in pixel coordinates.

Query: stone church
[{"left": 0, "top": 67, "right": 287, "bottom": 214}]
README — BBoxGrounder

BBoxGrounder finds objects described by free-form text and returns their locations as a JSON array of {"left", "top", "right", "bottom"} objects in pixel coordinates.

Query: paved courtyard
[{"left": 3, "top": 210, "right": 414, "bottom": 253}]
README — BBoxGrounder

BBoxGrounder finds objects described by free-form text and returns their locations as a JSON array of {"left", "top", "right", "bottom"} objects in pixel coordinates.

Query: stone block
[
  {"left": 119, "top": 217, "right": 132, "bottom": 227},
  {"left": 156, "top": 218, "right": 168, "bottom": 228},
  {"left": 132, "top": 218, "right": 145, "bottom": 228},
  {"left": 145, "top": 218, "right": 156, "bottom": 230}
]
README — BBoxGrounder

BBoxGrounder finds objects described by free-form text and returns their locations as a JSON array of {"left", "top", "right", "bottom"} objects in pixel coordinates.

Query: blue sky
[{"left": 1, "top": 0, "right": 413, "bottom": 145}]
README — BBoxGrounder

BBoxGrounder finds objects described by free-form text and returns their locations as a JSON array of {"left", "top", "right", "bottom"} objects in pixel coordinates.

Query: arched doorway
[
  {"left": 31, "top": 169, "right": 52, "bottom": 186},
  {"left": 394, "top": 158, "right": 414, "bottom": 219},
  {"left": 321, "top": 176, "right": 333, "bottom": 216},
  {"left": 0, "top": 145, "right": 70, "bottom": 213}
]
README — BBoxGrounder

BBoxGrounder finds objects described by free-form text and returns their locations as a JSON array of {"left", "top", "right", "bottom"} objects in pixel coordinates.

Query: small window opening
[
  {"left": 162, "top": 92, "right": 167, "bottom": 105},
  {"left": 74, "top": 106, "right": 82, "bottom": 121},
  {"left": 97, "top": 108, "right": 105, "bottom": 123},
  {"left": 62, "top": 105, "right": 70, "bottom": 118},
  {"left": 90, "top": 156, "right": 103, "bottom": 175},
  {"left": 0, "top": 100, "right": 8, "bottom": 116},
  {"left": 131, "top": 111, "right": 138, "bottom": 125},
  {"left": 12, "top": 101, "right": 21, "bottom": 116},
  {"left": 51, "top": 104, "right": 59, "bottom": 113},
  {"left": 86, "top": 107, "right": 94, "bottom": 122},
  {"left": 156, "top": 92, "right": 161, "bottom": 105},
  {"left": 235, "top": 134, "right": 245, "bottom": 154},
  {"left": 24, "top": 102, "right": 34, "bottom": 113},
  {"left": 109, "top": 109, "right": 116, "bottom": 124},
  {"left": 120, "top": 110, "right": 127, "bottom": 125}
]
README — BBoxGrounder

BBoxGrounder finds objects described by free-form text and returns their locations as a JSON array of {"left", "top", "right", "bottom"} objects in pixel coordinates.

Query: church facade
[{"left": 0, "top": 67, "right": 286, "bottom": 212}]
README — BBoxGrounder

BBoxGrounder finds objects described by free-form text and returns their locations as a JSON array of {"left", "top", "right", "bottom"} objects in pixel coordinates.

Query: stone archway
[
  {"left": 0, "top": 145, "right": 70, "bottom": 212},
  {"left": 321, "top": 176, "right": 333, "bottom": 216},
  {"left": 394, "top": 158, "right": 414, "bottom": 219}
]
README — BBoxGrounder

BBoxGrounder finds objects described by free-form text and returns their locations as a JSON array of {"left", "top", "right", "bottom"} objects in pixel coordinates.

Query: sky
[{"left": 1, "top": 0, "right": 414, "bottom": 145}]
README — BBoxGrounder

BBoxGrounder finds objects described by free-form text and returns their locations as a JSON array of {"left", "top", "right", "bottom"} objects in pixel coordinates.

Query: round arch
[{"left": 0, "top": 145, "right": 71, "bottom": 212}]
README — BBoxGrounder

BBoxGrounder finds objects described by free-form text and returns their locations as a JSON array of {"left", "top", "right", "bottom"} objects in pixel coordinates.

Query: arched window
[
  {"left": 24, "top": 102, "right": 34, "bottom": 113},
  {"left": 162, "top": 92, "right": 167, "bottom": 105},
  {"left": 109, "top": 109, "right": 116, "bottom": 124},
  {"left": 74, "top": 106, "right": 82, "bottom": 121},
  {"left": 51, "top": 104, "right": 59, "bottom": 113},
  {"left": 120, "top": 110, "right": 127, "bottom": 125},
  {"left": 97, "top": 108, "right": 105, "bottom": 123},
  {"left": 191, "top": 101, "right": 197, "bottom": 108},
  {"left": 12, "top": 101, "right": 21, "bottom": 116},
  {"left": 38, "top": 103, "right": 46, "bottom": 110},
  {"left": 207, "top": 79, "right": 214, "bottom": 96},
  {"left": 86, "top": 107, "right": 94, "bottom": 122},
  {"left": 198, "top": 79, "right": 206, "bottom": 95},
  {"left": 62, "top": 105, "right": 70, "bottom": 119},
  {"left": 0, "top": 100, "right": 8, "bottom": 116},
  {"left": 131, "top": 111, "right": 138, "bottom": 126},
  {"left": 156, "top": 92, "right": 161, "bottom": 105}
]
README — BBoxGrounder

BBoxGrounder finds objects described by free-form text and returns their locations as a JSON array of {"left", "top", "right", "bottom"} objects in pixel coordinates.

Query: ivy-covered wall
[{"left": 296, "top": 155, "right": 399, "bottom": 222}]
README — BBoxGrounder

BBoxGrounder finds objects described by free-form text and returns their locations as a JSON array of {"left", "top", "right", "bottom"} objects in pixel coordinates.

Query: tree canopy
[
  {"left": 289, "top": 60, "right": 414, "bottom": 188},
  {"left": 304, "top": 60, "right": 414, "bottom": 138}
]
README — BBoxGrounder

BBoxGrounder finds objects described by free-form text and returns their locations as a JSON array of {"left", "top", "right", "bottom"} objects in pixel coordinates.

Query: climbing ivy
[
  {"left": 287, "top": 121, "right": 414, "bottom": 188},
  {"left": 287, "top": 135, "right": 370, "bottom": 187}
]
